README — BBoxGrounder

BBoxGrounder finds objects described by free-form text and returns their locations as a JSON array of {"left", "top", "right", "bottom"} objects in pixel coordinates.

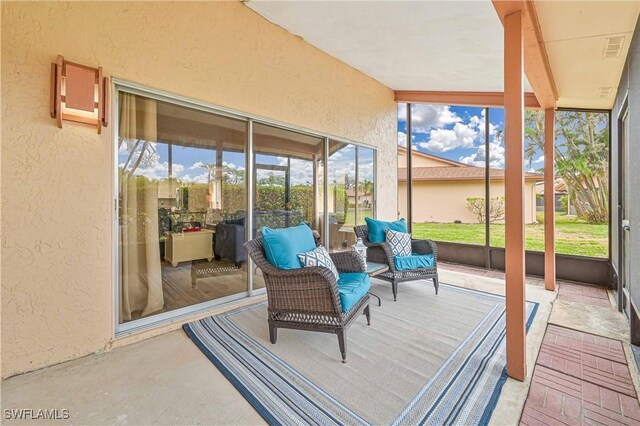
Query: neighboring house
[
  {"left": 535, "top": 178, "right": 575, "bottom": 215},
  {"left": 345, "top": 188, "right": 373, "bottom": 208},
  {"left": 398, "top": 147, "right": 544, "bottom": 224}
]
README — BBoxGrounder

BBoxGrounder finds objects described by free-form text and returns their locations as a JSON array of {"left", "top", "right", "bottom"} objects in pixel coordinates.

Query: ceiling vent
[
  {"left": 597, "top": 87, "right": 613, "bottom": 99},
  {"left": 603, "top": 36, "right": 625, "bottom": 59}
]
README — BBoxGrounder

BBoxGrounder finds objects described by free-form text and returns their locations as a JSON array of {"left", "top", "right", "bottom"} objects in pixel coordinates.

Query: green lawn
[{"left": 411, "top": 213, "right": 608, "bottom": 258}]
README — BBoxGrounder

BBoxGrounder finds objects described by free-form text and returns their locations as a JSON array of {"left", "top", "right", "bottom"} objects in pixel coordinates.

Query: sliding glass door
[
  {"left": 252, "top": 123, "right": 325, "bottom": 290},
  {"left": 115, "top": 84, "right": 376, "bottom": 331},
  {"left": 117, "top": 91, "right": 247, "bottom": 326},
  {"left": 328, "top": 141, "right": 376, "bottom": 252}
]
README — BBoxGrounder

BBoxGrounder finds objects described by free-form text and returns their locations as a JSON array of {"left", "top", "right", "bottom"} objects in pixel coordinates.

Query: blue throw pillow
[
  {"left": 364, "top": 217, "right": 407, "bottom": 243},
  {"left": 261, "top": 224, "right": 316, "bottom": 269}
]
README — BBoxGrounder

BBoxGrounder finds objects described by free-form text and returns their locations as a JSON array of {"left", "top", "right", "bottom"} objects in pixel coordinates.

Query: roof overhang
[{"left": 245, "top": 1, "right": 639, "bottom": 110}]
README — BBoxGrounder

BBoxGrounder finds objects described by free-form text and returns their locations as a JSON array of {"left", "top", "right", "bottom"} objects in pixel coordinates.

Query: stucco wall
[
  {"left": 1, "top": 1, "right": 397, "bottom": 378},
  {"left": 398, "top": 180, "right": 539, "bottom": 224}
]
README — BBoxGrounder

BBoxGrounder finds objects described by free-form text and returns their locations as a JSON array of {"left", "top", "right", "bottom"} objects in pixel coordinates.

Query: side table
[{"left": 365, "top": 261, "right": 388, "bottom": 307}]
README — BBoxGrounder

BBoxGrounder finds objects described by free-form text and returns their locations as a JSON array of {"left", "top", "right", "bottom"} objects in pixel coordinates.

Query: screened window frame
[{"left": 401, "top": 103, "right": 612, "bottom": 272}]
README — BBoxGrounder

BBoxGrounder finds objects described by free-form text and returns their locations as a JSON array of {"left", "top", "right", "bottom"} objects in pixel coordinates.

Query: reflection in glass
[
  {"left": 252, "top": 123, "right": 325, "bottom": 288},
  {"left": 118, "top": 92, "right": 247, "bottom": 324},
  {"left": 357, "top": 147, "right": 375, "bottom": 225}
]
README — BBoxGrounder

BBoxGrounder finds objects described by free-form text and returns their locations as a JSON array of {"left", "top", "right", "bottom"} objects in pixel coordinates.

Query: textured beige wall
[
  {"left": 1, "top": 1, "right": 397, "bottom": 378},
  {"left": 399, "top": 180, "right": 539, "bottom": 224}
]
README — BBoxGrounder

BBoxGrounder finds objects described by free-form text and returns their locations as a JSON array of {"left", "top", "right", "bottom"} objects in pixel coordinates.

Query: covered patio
[
  {"left": 2, "top": 1, "right": 640, "bottom": 424},
  {"left": 2, "top": 264, "right": 636, "bottom": 424}
]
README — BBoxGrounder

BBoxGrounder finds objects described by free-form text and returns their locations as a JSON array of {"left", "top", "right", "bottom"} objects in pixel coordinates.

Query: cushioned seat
[
  {"left": 337, "top": 273, "right": 371, "bottom": 313},
  {"left": 393, "top": 254, "right": 435, "bottom": 271}
]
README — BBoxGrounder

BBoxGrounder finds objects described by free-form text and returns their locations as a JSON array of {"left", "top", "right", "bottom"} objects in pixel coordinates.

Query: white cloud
[
  {"left": 132, "top": 156, "right": 187, "bottom": 180},
  {"left": 398, "top": 104, "right": 461, "bottom": 131},
  {"left": 398, "top": 131, "right": 407, "bottom": 147},
  {"left": 419, "top": 122, "right": 478, "bottom": 152},
  {"left": 223, "top": 161, "right": 245, "bottom": 171},
  {"left": 180, "top": 172, "right": 209, "bottom": 184},
  {"left": 468, "top": 114, "right": 497, "bottom": 140},
  {"left": 276, "top": 157, "right": 315, "bottom": 185},
  {"left": 397, "top": 131, "right": 417, "bottom": 148},
  {"left": 533, "top": 155, "right": 544, "bottom": 165},
  {"left": 459, "top": 137, "right": 506, "bottom": 169}
]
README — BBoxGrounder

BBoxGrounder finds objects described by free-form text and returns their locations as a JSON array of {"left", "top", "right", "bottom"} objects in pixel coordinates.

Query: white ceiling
[
  {"left": 246, "top": 1, "right": 639, "bottom": 109},
  {"left": 535, "top": 1, "right": 640, "bottom": 109},
  {"left": 245, "top": 0, "right": 533, "bottom": 93}
]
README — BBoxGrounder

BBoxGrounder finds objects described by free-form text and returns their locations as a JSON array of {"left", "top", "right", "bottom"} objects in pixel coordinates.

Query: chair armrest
[
  {"left": 365, "top": 242, "right": 396, "bottom": 272},
  {"left": 261, "top": 266, "right": 342, "bottom": 315},
  {"left": 330, "top": 251, "right": 365, "bottom": 273},
  {"left": 411, "top": 239, "right": 438, "bottom": 262}
]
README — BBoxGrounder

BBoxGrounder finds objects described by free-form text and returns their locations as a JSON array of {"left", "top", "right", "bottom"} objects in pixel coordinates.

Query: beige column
[
  {"left": 504, "top": 10, "right": 527, "bottom": 382},
  {"left": 544, "top": 108, "right": 556, "bottom": 291}
]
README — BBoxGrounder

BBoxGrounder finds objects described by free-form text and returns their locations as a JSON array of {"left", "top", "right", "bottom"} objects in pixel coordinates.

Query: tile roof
[{"left": 398, "top": 166, "right": 544, "bottom": 182}]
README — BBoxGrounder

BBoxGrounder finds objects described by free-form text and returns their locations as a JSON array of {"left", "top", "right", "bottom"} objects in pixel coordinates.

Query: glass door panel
[
  {"left": 252, "top": 123, "right": 325, "bottom": 289},
  {"left": 117, "top": 91, "right": 247, "bottom": 325}
]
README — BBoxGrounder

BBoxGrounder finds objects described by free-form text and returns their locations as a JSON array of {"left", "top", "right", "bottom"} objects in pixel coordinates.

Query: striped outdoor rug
[{"left": 184, "top": 282, "right": 538, "bottom": 426}]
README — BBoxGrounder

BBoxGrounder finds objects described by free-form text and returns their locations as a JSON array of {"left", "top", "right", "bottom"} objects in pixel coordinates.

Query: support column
[
  {"left": 504, "top": 10, "right": 527, "bottom": 382},
  {"left": 544, "top": 108, "right": 556, "bottom": 291},
  {"left": 406, "top": 103, "right": 413, "bottom": 232}
]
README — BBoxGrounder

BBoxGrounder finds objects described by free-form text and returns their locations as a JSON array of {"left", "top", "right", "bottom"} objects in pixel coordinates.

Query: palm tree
[
  {"left": 525, "top": 110, "right": 609, "bottom": 223},
  {"left": 223, "top": 166, "right": 245, "bottom": 184}
]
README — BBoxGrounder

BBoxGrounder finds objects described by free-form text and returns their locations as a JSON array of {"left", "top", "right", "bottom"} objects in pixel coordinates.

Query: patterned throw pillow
[
  {"left": 298, "top": 245, "right": 339, "bottom": 281},
  {"left": 386, "top": 229, "right": 412, "bottom": 256}
]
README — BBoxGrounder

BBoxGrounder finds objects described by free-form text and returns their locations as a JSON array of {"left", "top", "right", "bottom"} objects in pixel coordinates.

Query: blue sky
[
  {"left": 397, "top": 104, "right": 544, "bottom": 171},
  {"left": 119, "top": 139, "right": 373, "bottom": 186}
]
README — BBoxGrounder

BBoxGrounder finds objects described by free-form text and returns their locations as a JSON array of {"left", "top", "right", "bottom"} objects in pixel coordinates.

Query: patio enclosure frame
[{"left": 401, "top": 103, "right": 613, "bottom": 287}]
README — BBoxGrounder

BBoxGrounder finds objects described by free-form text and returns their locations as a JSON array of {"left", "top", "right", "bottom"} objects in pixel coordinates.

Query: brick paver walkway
[
  {"left": 521, "top": 324, "right": 640, "bottom": 425},
  {"left": 439, "top": 261, "right": 639, "bottom": 424},
  {"left": 557, "top": 282, "right": 612, "bottom": 308}
]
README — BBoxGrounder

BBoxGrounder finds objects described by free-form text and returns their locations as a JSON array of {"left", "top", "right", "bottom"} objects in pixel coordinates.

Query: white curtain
[{"left": 119, "top": 93, "right": 164, "bottom": 321}]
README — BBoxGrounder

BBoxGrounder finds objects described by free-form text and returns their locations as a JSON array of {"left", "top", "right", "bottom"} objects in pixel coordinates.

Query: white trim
[{"left": 116, "top": 291, "right": 253, "bottom": 337}]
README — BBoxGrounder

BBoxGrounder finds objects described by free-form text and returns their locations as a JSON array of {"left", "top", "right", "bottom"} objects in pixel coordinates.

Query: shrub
[{"left": 466, "top": 197, "right": 506, "bottom": 223}]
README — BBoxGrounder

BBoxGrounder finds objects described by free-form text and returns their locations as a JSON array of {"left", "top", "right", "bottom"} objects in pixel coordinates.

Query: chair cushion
[
  {"left": 298, "top": 245, "right": 339, "bottom": 281},
  {"left": 386, "top": 229, "right": 412, "bottom": 256},
  {"left": 364, "top": 217, "right": 407, "bottom": 243},
  {"left": 393, "top": 254, "right": 435, "bottom": 271},
  {"left": 261, "top": 224, "right": 316, "bottom": 269},
  {"left": 337, "top": 273, "right": 371, "bottom": 313}
]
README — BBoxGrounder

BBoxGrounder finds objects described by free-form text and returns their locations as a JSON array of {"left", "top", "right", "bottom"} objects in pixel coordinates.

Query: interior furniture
[
  {"left": 245, "top": 237, "right": 371, "bottom": 363},
  {"left": 365, "top": 261, "right": 389, "bottom": 306},
  {"left": 354, "top": 225, "right": 439, "bottom": 301},
  {"left": 215, "top": 210, "right": 305, "bottom": 265},
  {"left": 329, "top": 224, "right": 357, "bottom": 251},
  {"left": 215, "top": 220, "right": 247, "bottom": 266},
  {"left": 164, "top": 229, "right": 214, "bottom": 267},
  {"left": 190, "top": 259, "right": 242, "bottom": 288}
]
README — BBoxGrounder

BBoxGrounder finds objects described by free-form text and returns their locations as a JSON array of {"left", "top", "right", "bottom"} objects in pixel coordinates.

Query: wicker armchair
[
  {"left": 244, "top": 238, "right": 370, "bottom": 363},
  {"left": 354, "top": 225, "right": 439, "bottom": 301}
]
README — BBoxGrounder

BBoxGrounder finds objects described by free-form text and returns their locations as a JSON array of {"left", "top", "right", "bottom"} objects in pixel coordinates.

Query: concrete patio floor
[{"left": 1, "top": 264, "right": 635, "bottom": 425}]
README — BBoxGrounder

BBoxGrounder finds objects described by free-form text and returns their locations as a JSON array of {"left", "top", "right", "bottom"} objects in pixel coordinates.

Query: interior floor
[{"left": 126, "top": 259, "right": 265, "bottom": 322}]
